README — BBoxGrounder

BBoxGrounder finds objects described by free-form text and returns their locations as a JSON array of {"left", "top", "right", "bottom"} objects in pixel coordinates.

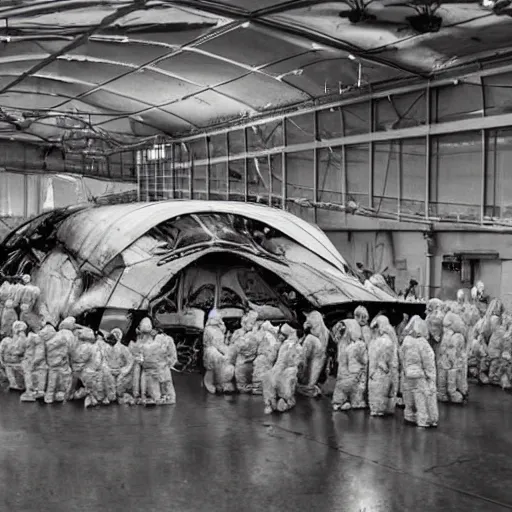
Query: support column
[
  {"left": 424, "top": 229, "right": 435, "bottom": 300},
  {"left": 226, "top": 132, "right": 230, "bottom": 200},
  {"left": 281, "top": 119, "right": 287, "bottom": 210},
  {"left": 205, "top": 135, "right": 210, "bottom": 200},
  {"left": 313, "top": 111, "right": 318, "bottom": 223},
  {"left": 368, "top": 98, "right": 374, "bottom": 209},
  {"left": 425, "top": 83, "right": 431, "bottom": 219}
]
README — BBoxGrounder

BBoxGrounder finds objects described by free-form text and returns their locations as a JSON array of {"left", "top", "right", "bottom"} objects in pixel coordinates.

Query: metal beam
[
  {"left": 425, "top": 83, "right": 431, "bottom": 219},
  {"left": 173, "top": 110, "right": 512, "bottom": 170},
  {"left": 281, "top": 119, "right": 286, "bottom": 210},
  {"left": 243, "top": 128, "right": 248, "bottom": 202},
  {"left": 313, "top": 110, "right": 318, "bottom": 224},
  {"left": 368, "top": 98, "right": 374, "bottom": 209}
]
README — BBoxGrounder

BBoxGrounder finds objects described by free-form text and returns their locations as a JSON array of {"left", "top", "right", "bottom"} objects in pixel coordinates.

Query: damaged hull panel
[{"left": 0, "top": 201, "right": 412, "bottom": 330}]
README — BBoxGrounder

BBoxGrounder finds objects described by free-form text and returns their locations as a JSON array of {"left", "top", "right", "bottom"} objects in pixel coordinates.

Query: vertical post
[
  {"left": 313, "top": 111, "right": 318, "bottom": 223},
  {"left": 23, "top": 173, "right": 28, "bottom": 217},
  {"left": 170, "top": 144, "right": 175, "bottom": 199},
  {"left": 398, "top": 140, "right": 402, "bottom": 221},
  {"left": 136, "top": 150, "right": 141, "bottom": 201},
  {"left": 425, "top": 84, "right": 431, "bottom": 219},
  {"left": 368, "top": 98, "right": 374, "bottom": 209},
  {"left": 189, "top": 147, "right": 193, "bottom": 199},
  {"left": 119, "top": 150, "right": 124, "bottom": 180},
  {"left": 205, "top": 135, "right": 210, "bottom": 200},
  {"left": 281, "top": 119, "right": 287, "bottom": 210},
  {"left": 154, "top": 147, "right": 159, "bottom": 201},
  {"left": 243, "top": 128, "right": 248, "bottom": 202},
  {"left": 481, "top": 130, "right": 486, "bottom": 224},
  {"left": 267, "top": 154, "right": 272, "bottom": 206},
  {"left": 226, "top": 132, "right": 230, "bottom": 200}
]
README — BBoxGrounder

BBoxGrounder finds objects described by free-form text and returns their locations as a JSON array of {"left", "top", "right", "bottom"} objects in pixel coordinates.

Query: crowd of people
[
  {"left": 0, "top": 273, "right": 506, "bottom": 426},
  {"left": 202, "top": 280, "right": 506, "bottom": 429},
  {"left": 0, "top": 276, "right": 177, "bottom": 408}
]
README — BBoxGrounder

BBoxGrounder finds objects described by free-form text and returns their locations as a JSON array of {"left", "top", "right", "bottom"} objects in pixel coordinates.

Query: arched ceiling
[{"left": 0, "top": 0, "right": 511, "bottom": 150}]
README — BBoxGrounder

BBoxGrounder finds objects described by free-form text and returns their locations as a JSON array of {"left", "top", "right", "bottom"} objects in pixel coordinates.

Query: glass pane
[
  {"left": 375, "top": 90, "right": 426, "bottom": 131},
  {"left": 174, "top": 162, "right": 190, "bottom": 199},
  {"left": 317, "top": 147, "right": 342, "bottom": 226},
  {"left": 401, "top": 138, "right": 427, "bottom": 217},
  {"left": 430, "top": 132, "right": 482, "bottom": 220},
  {"left": 286, "top": 150, "right": 314, "bottom": 222},
  {"left": 209, "top": 162, "right": 227, "bottom": 200},
  {"left": 188, "top": 138, "right": 207, "bottom": 161},
  {"left": 228, "top": 129, "right": 245, "bottom": 156},
  {"left": 270, "top": 154, "right": 283, "bottom": 208},
  {"left": 26, "top": 174, "right": 41, "bottom": 217},
  {"left": 228, "top": 159, "right": 245, "bottom": 201},
  {"left": 346, "top": 144, "right": 369, "bottom": 206},
  {"left": 192, "top": 164, "right": 207, "bottom": 199},
  {"left": 208, "top": 134, "right": 227, "bottom": 158},
  {"left": 286, "top": 113, "right": 315, "bottom": 145},
  {"left": 343, "top": 103, "right": 370, "bottom": 135},
  {"left": 374, "top": 141, "right": 399, "bottom": 215},
  {"left": 433, "top": 84, "right": 483, "bottom": 123},
  {"left": 483, "top": 72, "right": 512, "bottom": 117},
  {"left": 0, "top": 172, "right": 24, "bottom": 216},
  {"left": 248, "top": 156, "right": 271, "bottom": 205},
  {"left": 486, "top": 128, "right": 512, "bottom": 218},
  {"left": 247, "top": 120, "right": 283, "bottom": 151}
]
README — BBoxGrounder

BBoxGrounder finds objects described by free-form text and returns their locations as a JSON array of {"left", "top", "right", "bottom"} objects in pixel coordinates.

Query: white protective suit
[
  {"left": 437, "top": 312, "right": 468, "bottom": 404},
  {"left": 233, "top": 311, "right": 260, "bottom": 393},
  {"left": 202, "top": 310, "right": 236, "bottom": 394},
  {"left": 262, "top": 324, "right": 303, "bottom": 414},
  {"left": 426, "top": 298, "right": 445, "bottom": 355},
  {"left": 129, "top": 317, "right": 153, "bottom": 402},
  {"left": 74, "top": 328, "right": 105, "bottom": 408},
  {"left": 487, "top": 319, "right": 509, "bottom": 387},
  {"left": 104, "top": 328, "right": 135, "bottom": 405},
  {"left": 20, "top": 332, "right": 48, "bottom": 402},
  {"left": 43, "top": 324, "right": 72, "bottom": 403},
  {"left": 251, "top": 321, "right": 280, "bottom": 395},
  {"left": 467, "top": 318, "right": 487, "bottom": 381},
  {"left": 332, "top": 319, "right": 368, "bottom": 411},
  {"left": 20, "top": 274, "right": 40, "bottom": 311},
  {"left": 400, "top": 316, "right": 438, "bottom": 428},
  {"left": 0, "top": 320, "right": 27, "bottom": 390},
  {"left": 1, "top": 299, "right": 18, "bottom": 338},
  {"left": 156, "top": 333, "right": 177, "bottom": 405},
  {"left": 354, "top": 306, "right": 372, "bottom": 346},
  {"left": 368, "top": 315, "right": 399, "bottom": 416},
  {"left": 297, "top": 310, "right": 329, "bottom": 397},
  {"left": 20, "top": 303, "right": 43, "bottom": 333}
]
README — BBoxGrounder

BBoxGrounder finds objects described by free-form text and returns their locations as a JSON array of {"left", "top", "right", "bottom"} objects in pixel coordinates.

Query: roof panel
[{"left": 155, "top": 50, "right": 246, "bottom": 86}]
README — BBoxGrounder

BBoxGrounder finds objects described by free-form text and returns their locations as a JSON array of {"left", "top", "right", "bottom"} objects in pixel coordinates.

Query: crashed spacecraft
[{"left": 0, "top": 201, "right": 423, "bottom": 338}]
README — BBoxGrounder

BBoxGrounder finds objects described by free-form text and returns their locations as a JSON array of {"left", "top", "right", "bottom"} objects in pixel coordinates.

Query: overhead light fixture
[
  {"left": 241, "top": 21, "right": 250, "bottom": 28},
  {"left": 479, "top": 0, "right": 512, "bottom": 12},
  {"left": 348, "top": 54, "right": 356, "bottom": 61},
  {"left": 0, "top": 36, "right": 11, "bottom": 43},
  {"left": 90, "top": 35, "right": 129, "bottom": 43}
]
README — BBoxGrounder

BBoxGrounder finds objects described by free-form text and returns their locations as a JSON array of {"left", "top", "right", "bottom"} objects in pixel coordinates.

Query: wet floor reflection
[{"left": 1, "top": 377, "right": 512, "bottom": 512}]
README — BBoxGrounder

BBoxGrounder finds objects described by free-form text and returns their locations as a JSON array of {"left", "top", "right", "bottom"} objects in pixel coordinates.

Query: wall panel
[
  {"left": 286, "top": 150, "right": 314, "bottom": 222},
  {"left": 345, "top": 144, "right": 369, "bottom": 206}
]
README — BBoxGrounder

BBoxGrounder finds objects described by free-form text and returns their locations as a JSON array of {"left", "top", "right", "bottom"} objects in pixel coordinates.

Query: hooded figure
[
  {"left": 482, "top": 298, "right": 504, "bottom": 343},
  {"left": 0, "top": 320, "right": 27, "bottom": 390},
  {"left": 368, "top": 315, "right": 399, "bottom": 416},
  {"left": 104, "top": 328, "right": 135, "bottom": 405},
  {"left": 42, "top": 324, "right": 72, "bottom": 404},
  {"left": 332, "top": 319, "right": 368, "bottom": 411},
  {"left": 129, "top": 317, "right": 153, "bottom": 402},
  {"left": 233, "top": 311, "right": 260, "bottom": 393},
  {"left": 477, "top": 299, "right": 505, "bottom": 384},
  {"left": 499, "top": 321, "right": 512, "bottom": 390},
  {"left": 487, "top": 318, "right": 510, "bottom": 387},
  {"left": 354, "top": 306, "right": 372, "bottom": 346},
  {"left": 396, "top": 313, "right": 410, "bottom": 346},
  {"left": 400, "top": 316, "right": 438, "bottom": 428},
  {"left": 437, "top": 312, "right": 467, "bottom": 404},
  {"left": 0, "top": 281, "right": 12, "bottom": 320},
  {"left": 467, "top": 318, "right": 488, "bottom": 382},
  {"left": 1, "top": 299, "right": 18, "bottom": 338},
  {"left": 139, "top": 330, "right": 164, "bottom": 406},
  {"left": 20, "top": 331, "right": 48, "bottom": 402},
  {"left": 297, "top": 310, "right": 330, "bottom": 397},
  {"left": 20, "top": 274, "right": 40, "bottom": 311},
  {"left": 75, "top": 328, "right": 104, "bottom": 409},
  {"left": 252, "top": 321, "right": 280, "bottom": 395},
  {"left": 426, "top": 298, "right": 445, "bottom": 355},
  {"left": 202, "top": 310, "right": 236, "bottom": 394},
  {"left": 19, "top": 303, "right": 43, "bottom": 333},
  {"left": 473, "top": 280, "right": 490, "bottom": 315},
  {"left": 262, "top": 324, "right": 303, "bottom": 414},
  {"left": 156, "top": 333, "right": 177, "bottom": 405}
]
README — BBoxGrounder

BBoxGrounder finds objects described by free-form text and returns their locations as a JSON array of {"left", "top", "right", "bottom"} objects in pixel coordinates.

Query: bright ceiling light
[
  {"left": 241, "top": 21, "right": 250, "bottom": 28},
  {"left": 348, "top": 54, "right": 356, "bottom": 61},
  {"left": 479, "top": 0, "right": 512, "bottom": 10}
]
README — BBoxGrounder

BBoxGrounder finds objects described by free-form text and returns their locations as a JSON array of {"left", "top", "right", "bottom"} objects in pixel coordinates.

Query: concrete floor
[{"left": 1, "top": 376, "right": 512, "bottom": 512}]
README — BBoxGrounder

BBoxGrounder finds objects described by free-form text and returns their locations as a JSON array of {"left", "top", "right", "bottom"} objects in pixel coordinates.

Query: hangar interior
[
  {"left": 2, "top": 1, "right": 512, "bottom": 512},
  {"left": 1, "top": 0, "right": 512, "bottom": 303}
]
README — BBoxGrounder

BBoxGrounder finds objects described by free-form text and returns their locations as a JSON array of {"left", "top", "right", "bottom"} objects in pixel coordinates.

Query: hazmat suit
[
  {"left": 251, "top": 321, "right": 280, "bottom": 395},
  {"left": 467, "top": 318, "right": 488, "bottom": 382},
  {"left": 437, "top": 312, "right": 468, "bottom": 404},
  {"left": 354, "top": 306, "right": 372, "bottom": 346},
  {"left": 20, "top": 274, "right": 40, "bottom": 311},
  {"left": 19, "top": 303, "right": 43, "bottom": 333},
  {"left": 104, "top": 328, "right": 135, "bottom": 405},
  {"left": 129, "top": 317, "right": 153, "bottom": 402},
  {"left": 297, "top": 310, "right": 330, "bottom": 397},
  {"left": 426, "top": 298, "right": 445, "bottom": 354},
  {"left": 75, "top": 328, "right": 105, "bottom": 408},
  {"left": 1, "top": 299, "right": 18, "bottom": 338},
  {"left": 156, "top": 333, "right": 177, "bottom": 405},
  {"left": 487, "top": 320, "right": 509, "bottom": 386},
  {"left": 368, "top": 315, "right": 399, "bottom": 416},
  {"left": 43, "top": 324, "right": 72, "bottom": 403},
  {"left": 0, "top": 320, "right": 27, "bottom": 390},
  {"left": 400, "top": 316, "right": 438, "bottom": 427},
  {"left": 202, "top": 310, "right": 236, "bottom": 394},
  {"left": 20, "top": 332, "right": 48, "bottom": 402},
  {"left": 332, "top": 319, "right": 368, "bottom": 411},
  {"left": 233, "top": 311, "right": 260, "bottom": 393},
  {"left": 262, "top": 324, "right": 303, "bottom": 414}
]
